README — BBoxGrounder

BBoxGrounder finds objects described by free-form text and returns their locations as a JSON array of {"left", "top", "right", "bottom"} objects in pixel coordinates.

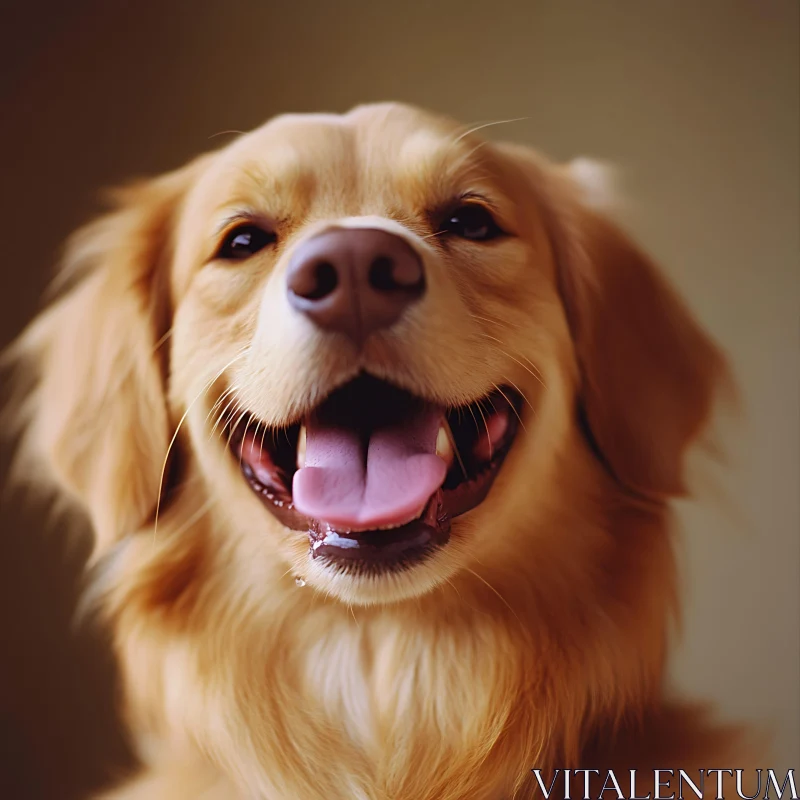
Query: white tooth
[
  {"left": 436, "top": 424, "right": 454, "bottom": 468},
  {"left": 297, "top": 425, "right": 307, "bottom": 469}
]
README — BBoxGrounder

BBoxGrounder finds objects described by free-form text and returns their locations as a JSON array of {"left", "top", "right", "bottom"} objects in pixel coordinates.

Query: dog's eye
[
  {"left": 440, "top": 204, "right": 504, "bottom": 241},
  {"left": 216, "top": 224, "right": 276, "bottom": 260}
]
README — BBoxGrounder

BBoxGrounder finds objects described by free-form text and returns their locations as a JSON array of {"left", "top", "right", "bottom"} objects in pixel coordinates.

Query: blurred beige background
[{"left": 0, "top": 0, "right": 797, "bottom": 796}]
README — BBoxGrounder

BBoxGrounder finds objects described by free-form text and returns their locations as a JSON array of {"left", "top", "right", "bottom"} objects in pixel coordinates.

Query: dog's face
[
  {"left": 16, "top": 103, "right": 724, "bottom": 609},
  {"left": 170, "top": 105, "right": 573, "bottom": 604}
]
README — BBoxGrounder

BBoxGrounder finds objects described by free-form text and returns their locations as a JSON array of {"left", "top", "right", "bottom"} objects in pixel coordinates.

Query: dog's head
[{"left": 12, "top": 103, "right": 726, "bottom": 608}]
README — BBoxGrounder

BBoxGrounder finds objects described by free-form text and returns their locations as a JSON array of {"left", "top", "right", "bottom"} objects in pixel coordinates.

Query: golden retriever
[{"left": 7, "top": 103, "right": 756, "bottom": 799}]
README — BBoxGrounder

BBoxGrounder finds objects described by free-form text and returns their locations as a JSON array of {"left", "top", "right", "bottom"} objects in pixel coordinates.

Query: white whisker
[
  {"left": 229, "top": 408, "right": 250, "bottom": 464},
  {"left": 474, "top": 400, "right": 493, "bottom": 461},
  {"left": 491, "top": 382, "right": 527, "bottom": 433},
  {"left": 452, "top": 117, "right": 530, "bottom": 145},
  {"left": 463, "top": 566, "right": 524, "bottom": 629},
  {"left": 210, "top": 391, "right": 242, "bottom": 440},
  {"left": 208, "top": 129, "right": 246, "bottom": 140},
  {"left": 443, "top": 418, "right": 469, "bottom": 482},
  {"left": 205, "top": 384, "right": 237, "bottom": 427},
  {"left": 500, "top": 377, "right": 536, "bottom": 417},
  {"left": 477, "top": 332, "right": 547, "bottom": 389},
  {"left": 153, "top": 347, "right": 249, "bottom": 545}
]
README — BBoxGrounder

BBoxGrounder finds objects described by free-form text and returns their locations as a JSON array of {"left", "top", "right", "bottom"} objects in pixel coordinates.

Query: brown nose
[{"left": 286, "top": 228, "right": 425, "bottom": 344}]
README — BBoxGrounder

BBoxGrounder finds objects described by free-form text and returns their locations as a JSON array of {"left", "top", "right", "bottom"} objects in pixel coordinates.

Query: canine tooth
[
  {"left": 297, "top": 425, "right": 307, "bottom": 468},
  {"left": 436, "top": 424, "right": 455, "bottom": 467}
]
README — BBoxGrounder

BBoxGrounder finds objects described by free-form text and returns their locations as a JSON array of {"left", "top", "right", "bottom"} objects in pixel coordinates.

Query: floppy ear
[
  {"left": 499, "top": 144, "right": 729, "bottom": 499},
  {"left": 8, "top": 158, "right": 204, "bottom": 553}
]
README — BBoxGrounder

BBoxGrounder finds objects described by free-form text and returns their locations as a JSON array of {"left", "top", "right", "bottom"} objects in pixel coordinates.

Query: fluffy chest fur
[{"left": 107, "top": 524, "right": 571, "bottom": 800}]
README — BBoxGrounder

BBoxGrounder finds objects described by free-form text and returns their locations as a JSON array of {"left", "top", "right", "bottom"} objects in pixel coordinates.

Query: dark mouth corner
[{"left": 225, "top": 373, "right": 523, "bottom": 575}]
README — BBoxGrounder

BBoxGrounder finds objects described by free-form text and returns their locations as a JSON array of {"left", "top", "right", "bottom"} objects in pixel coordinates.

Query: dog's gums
[{"left": 229, "top": 374, "right": 522, "bottom": 571}]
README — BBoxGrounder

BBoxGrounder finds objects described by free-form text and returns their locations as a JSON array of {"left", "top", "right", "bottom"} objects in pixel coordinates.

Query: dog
[{"left": 6, "top": 102, "right": 755, "bottom": 799}]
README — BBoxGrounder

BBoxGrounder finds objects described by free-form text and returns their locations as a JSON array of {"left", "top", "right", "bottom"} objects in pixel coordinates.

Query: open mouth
[{"left": 228, "top": 375, "right": 522, "bottom": 572}]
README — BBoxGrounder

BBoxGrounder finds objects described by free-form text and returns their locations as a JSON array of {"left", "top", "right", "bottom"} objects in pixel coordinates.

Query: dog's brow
[
  {"left": 458, "top": 190, "right": 500, "bottom": 211},
  {"left": 211, "top": 158, "right": 315, "bottom": 218},
  {"left": 213, "top": 210, "right": 260, "bottom": 236}
]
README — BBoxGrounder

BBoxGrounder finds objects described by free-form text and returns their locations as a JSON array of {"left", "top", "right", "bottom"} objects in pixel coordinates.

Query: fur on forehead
[{"left": 183, "top": 106, "right": 506, "bottom": 226}]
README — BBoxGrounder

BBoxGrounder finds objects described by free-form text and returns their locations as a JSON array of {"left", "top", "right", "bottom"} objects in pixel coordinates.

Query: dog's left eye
[
  {"left": 440, "top": 204, "right": 504, "bottom": 241},
  {"left": 216, "top": 224, "right": 276, "bottom": 260}
]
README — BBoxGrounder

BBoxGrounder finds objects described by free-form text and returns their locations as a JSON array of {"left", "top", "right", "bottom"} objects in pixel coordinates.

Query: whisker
[
  {"left": 462, "top": 566, "right": 524, "bottom": 629},
  {"left": 443, "top": 417, "right": 469, "bottom": 482},
  {"left": 474, "top": 400, "right": 493, "bottom": 461},
  {"left": 467, "top": 311, "right": 518, "bottom": 332},
  {"left": 501, "top": 377, "right": 536, "bottom": 417},
  {"left": 512, "top": 351, "right": 546, "bottom": 384},
  {"left": 210, "top": 391, "right": 242, "bottom": 440},
  {"left": 206, "top": 389, "right": 231, "bottom": 423},
  {"left": 492, "top": 382, "right": 527, "bottom": 433},
  {"left": 260, "top": 421, "right": 270, "bottom": 462},
  {"left": 250, "top": 418, "right": 263, "bottom": 461},
  {"left": 477, "top": 330, "right": 540, "bottom": 371},
  {"left": 229, "top": 408, "right": 250, "bottom": 465},
  {"left": 209, "top": 398, "right": 237, "bottom": 442},
  {"left": 420, "top": 230, "right": 449, "bottom": 241},
  {"left": 467, "top": 313, "right": 547, "bottom": 385},
  {"left": 150, "top": 327, "right": 174, "bottom": 357},
  {"left": 452, "top": 116, "right": 530, "bottom": 146},
  {"left": 441, "top": 575, "right": 496, "bottom": 620},
  {"left": 466, "top": 402, "right": 482, "bottom": 444},
  {"left": 205, "top": 384, "right": 237, "bottom": 427},
  {"left": 153, "top": 348, "right": 249, "bottom": 545},
  {"left": 447, "top": 139, "right": 499, "bottom": 180},
  {"left": 208, "top": 129, "right": 246, "bottom": 140},
  {"left": 442, "top": 575, "right": 462, "bottom": 601},
  {"left": 477, "top": 333, "right": 547, "bottom": 389}
]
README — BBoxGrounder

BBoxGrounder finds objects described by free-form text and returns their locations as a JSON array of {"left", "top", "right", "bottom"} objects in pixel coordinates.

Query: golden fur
[{"left": 7, "top": 103, "right": 756, "bottom": 798}]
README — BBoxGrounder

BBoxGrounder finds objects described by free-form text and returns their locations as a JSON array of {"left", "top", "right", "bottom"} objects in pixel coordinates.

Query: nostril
[
  {"left": 295, "top": 261, "right": 338, "bottom": 300},
  {"left": 368, "top": 256, "right": 396, "bottom": 292},
  {"left": 287, "top": 229, "right": 426, "bottom": 340},
  {"left": 310, "top": 262, "right": 338, "bottom": 299},
  {"left": 368, "top": 255, "right": 424, "bottom": 294}
]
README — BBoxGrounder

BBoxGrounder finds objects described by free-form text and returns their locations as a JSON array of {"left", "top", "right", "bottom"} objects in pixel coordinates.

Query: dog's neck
[{"left": 94, "top": 481, "right": 673, "bottom": 800}]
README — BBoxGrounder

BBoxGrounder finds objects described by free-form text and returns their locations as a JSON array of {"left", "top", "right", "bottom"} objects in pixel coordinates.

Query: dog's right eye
[
  {"left": 438, "top": 203, "right": 505, "bottom": 242},
  {"left": 216, "top": 224, "right": 276, "bottom": 260}
]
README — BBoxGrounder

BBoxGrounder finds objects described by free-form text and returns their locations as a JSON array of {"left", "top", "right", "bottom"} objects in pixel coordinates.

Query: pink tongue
[{"left": 292, "top": 407, "right": 446, "bottom": 530}]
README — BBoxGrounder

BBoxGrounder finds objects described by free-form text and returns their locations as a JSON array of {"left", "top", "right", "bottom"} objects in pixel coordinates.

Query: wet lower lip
[{"left": 308, "top": 491, "right": 450, "bottom": 569}]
